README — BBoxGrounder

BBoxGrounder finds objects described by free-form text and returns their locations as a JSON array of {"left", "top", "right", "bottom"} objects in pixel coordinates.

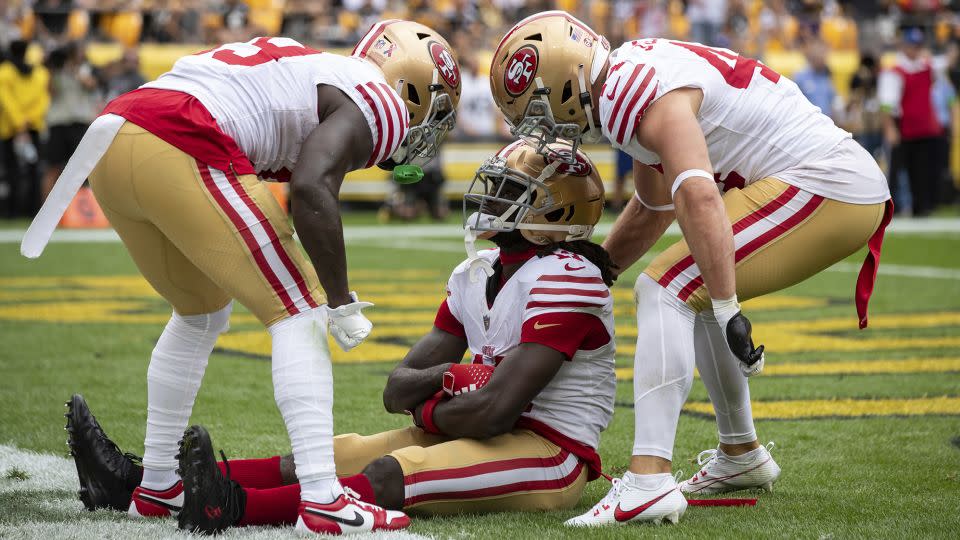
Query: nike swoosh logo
[
  {"left": 136, "top": 492, "right": 182, "bottom": 512},
  {"left": 612, "top": 489, "right": 675, "bottom": 522},
  {"left": 533, "top": 321, "right": 561, "bottom": 330},
  {"left": 605, "top": 87, "right": 616, "bottom": 100},
  {"left": 304, "top": 507, "right": 365, "bottom": 527},
  {"left": 564, "top": 263, "right": 585, "bottom": 271}
]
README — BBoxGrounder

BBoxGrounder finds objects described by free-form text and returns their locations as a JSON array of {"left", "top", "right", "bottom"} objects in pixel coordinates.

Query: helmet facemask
[{"left": 385, "top": 73, "right": 457, "bottom": 169}]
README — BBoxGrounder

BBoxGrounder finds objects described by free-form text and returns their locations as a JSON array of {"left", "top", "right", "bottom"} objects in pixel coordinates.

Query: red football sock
[
  {"left": 340, "top": 473, "right": 377, "bottom": 504},
  {"left": 238, "top": 483, "right": 301, "bottom": 526},
  {"left": 217, "top": 456, "right": 284, "bottom": 489}
]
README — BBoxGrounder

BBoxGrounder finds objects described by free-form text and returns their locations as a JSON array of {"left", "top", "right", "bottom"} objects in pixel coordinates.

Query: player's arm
[
  {"left": 414, "top": 343, "right": 565, "bottom": 439},
  {"left": 289, "top": 86, "right": 374, "bottom": 308},
  {"left": 383, "top": 327, "right": 466, "bottom": 414},
  {"left": 636, "top": 88, "right": 735, "bottom": 300},
  {"left": 602, "top": 162, "right": 676, "bottom": 274}
]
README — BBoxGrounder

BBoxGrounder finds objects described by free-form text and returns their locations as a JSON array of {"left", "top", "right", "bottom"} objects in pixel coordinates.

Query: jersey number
[
  {"left": 670, "top": 42, "right": 780, "bottom": 89},
  {"left": 207, "top": 37, "right": 321, "bottom": 67}
]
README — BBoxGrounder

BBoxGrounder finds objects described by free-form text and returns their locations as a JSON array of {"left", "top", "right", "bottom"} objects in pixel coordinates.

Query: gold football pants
[
  {"left": 334, "top": 427, "right": 588, "bottom": 515},
  {"left": 644, "top": 177, "right": 887, "bottom": 312},
  {"left": 88, "top": 122, "right": 323, "bottom": 325}
]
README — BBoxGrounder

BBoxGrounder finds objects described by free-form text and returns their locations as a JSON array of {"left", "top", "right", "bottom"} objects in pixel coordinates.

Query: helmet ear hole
[
  {"left": 525, "top": 33, "right": 543, "bottom": 41},
  {"left": 416, "top": 32, "right": 431, "bottom": 40},
  {"left": 545, "top": 208, "right": 565, "bottom": 222},
  {"left": 561, "top": 81, "right": 573, "bottom": 104},
  {"left": 407, "top": 84, "right": 421, "bottom": 106}
]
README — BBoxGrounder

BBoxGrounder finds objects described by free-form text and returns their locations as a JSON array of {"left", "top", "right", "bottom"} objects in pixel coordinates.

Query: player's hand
[
  {"left": 325, "top": 291, "right": 374, "bottom": 352},
  {"left": 723, "top": 312, "right": 765, "bottom": 377},
  {"left": 442, "top": 364, "right": 495, "bottom": 397}
]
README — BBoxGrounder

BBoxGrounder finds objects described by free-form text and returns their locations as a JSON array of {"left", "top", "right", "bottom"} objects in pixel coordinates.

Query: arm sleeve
[
  {"left": 520, "top": 311, "right": 611, "bottom": 359},
  {"left": 434, "top": 299, "right": 466, "bottom": 339}
]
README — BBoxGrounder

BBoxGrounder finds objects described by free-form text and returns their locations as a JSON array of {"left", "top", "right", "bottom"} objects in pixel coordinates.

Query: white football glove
[{"left": 325, "top": 291, "right": 374, "bottom": 352}]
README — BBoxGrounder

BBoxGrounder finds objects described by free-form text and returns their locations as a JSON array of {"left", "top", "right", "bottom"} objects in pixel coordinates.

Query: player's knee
[
  {"left": 362, "top": 456, "right": 404, "bottom": 510},
  {"left": 173, "top": 301, "right": 233, "bottom": 335}
]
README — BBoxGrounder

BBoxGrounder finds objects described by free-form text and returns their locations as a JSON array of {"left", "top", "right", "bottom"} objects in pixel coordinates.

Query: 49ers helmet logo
[
  {"left": 548, "top": 148, "right": 592, "bottom": 176},
  {"left": 504, "top": 45, "right": 539, "bottom": 96},
  {"left": 430, "top": 41, "right": 460, "bottom": 88}
]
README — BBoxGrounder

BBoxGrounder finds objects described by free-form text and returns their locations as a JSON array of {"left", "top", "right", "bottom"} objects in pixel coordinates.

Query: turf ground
[{"left": 1, "top": 216, "right": 959, "bottom": 539}]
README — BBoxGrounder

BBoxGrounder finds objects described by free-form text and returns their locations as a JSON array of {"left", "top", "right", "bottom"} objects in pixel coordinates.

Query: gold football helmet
[
  {"left": 353, "top": 20, "right": 462, "bottom": 167},
  {"left": 489, "top": 11, "right": 609, "bottom": 162},
  {"left": 464, "top": 140, "right": 604, "bottom": 246}
]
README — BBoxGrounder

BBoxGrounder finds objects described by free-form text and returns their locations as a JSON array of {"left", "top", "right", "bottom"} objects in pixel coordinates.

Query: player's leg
[
  {"left": 348, "top": 429, "right": 587, "bottom": 515},
  {"left": 669, "top": 178, "right": 885, "bottom": 493},
  {"left": 88, "top": 124, "right": 234, "bottom": 518}
]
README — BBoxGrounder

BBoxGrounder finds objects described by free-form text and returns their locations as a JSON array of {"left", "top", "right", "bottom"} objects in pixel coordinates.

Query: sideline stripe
[
  {"left": 615, "top": 357, "right": 960, "bottom": 380},
  {"left": 682, "top": 396, "right": 960, "bottom": 419}
]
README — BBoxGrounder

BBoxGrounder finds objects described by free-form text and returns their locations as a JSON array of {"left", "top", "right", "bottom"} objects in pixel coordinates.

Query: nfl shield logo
[{"left": 483, "top": 315, "right": 490, "bottom": 330}]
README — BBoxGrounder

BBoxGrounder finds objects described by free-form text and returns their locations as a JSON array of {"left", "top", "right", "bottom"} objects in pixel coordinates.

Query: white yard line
[
  {"left": 1, "top": 216, "right": 958, "bottom": 245},
  {"left": 0, "top": 444, "right": 433, "bottom": 540}
]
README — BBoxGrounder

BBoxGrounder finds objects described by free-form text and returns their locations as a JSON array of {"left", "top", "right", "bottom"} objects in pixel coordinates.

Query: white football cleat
[
  {"left": 295, "top": 495, "right": 410, "bottom": 535},
  {"left": 680, "top": 442, "right": 781, "bottom": 495},
  {"left": 564, "top": 473, "right": 687, "bottom": 527}
]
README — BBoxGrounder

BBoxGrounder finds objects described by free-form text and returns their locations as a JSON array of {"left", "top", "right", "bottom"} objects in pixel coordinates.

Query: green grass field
[{"left": 1, "top": 218, "right": 959, "bottom": 539}]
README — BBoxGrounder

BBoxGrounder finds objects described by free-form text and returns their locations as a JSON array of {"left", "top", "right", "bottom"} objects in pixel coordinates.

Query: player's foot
[
  {"left": 295, "top": 495, "right": 411, "bottom": 535},
  {"left": 679, "top": 442, "right": 781, "bottom": 494},
  {"left": 64, "top": 393, "right": 144, "bottom": 512},
  {"left": 128, "top": 482, "right": 184, "bottom": 518},
  {"left": 564, "top": 472, "right": 686, "bottom": 527},
  {"left": 176, "top": 425, "right": 246, "bottom": 534}
]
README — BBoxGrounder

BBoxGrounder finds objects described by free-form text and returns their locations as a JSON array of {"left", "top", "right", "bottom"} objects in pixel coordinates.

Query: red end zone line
[{"left": 686, "top": 498, "right": 757, "bottom": 507}]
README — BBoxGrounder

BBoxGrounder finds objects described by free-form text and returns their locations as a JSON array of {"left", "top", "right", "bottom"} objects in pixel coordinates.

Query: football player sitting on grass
[{"left": 66, "top": 140, "right": 621, "bottom": 535}]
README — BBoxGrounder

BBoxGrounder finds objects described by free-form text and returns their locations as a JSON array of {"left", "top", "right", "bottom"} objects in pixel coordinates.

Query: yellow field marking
[
  {"left": 615, "top": 357, "right": 960, "bottom": 380},
  {"left": 683, "top": 396, "right": 960, "bottom": 419},
  {"left": 216, "top": 331, "right": 410, "bottom": 363}
]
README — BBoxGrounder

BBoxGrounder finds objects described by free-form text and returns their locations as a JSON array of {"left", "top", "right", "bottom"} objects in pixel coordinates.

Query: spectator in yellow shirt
[{"left": 0, "top": 40, "right": 50, "bottom": 218}]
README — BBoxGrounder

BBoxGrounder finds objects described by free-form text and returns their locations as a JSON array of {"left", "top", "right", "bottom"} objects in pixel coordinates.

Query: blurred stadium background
[{"left": 1, "top": 0, "right": 960, "bottom": 221}]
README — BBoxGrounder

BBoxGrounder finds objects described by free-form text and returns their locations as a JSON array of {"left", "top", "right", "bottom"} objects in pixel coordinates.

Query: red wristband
[{"left": 420, "top": 396, "right": 443, "bottom": 435}]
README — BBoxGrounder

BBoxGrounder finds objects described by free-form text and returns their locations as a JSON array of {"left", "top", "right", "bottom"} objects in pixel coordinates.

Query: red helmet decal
[
  {"left": 430, "top": 41, "right": 460, "bottom": 88},
  {"left": 504, "top": 45, "right": 539, "bottom": 97},
  {"left": 548, "top": 149, "right": 592, "bottom": 176}
]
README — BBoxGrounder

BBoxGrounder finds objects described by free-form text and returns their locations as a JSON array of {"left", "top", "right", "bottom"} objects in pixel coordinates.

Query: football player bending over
[
  {"left": 39, "top": 20, "right": 462, "bottom": 536},
  {"left": 66, "top": 141, "right": 620, "bottom": 534},
  {"left": 490, "top": 11, "right": 892, "bottom": 526}
]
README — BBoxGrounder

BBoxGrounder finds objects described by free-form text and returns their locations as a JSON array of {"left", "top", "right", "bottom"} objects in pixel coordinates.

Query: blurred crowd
[{"left": 1, "top": 0, "right": 959, "bottom": 219}]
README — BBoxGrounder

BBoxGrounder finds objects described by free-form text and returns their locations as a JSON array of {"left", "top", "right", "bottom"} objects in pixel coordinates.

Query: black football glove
[{"left": 724, "top": 312, "right": 765, "bottom": 377}]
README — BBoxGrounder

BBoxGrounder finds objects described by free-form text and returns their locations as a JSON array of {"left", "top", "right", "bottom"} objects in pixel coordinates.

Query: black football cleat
[
  {"left": 176, "top": 425, "right": 246, "bottom": 535},
  {"left": 65, "top": 393, "right": 144, "bottom": 511}
]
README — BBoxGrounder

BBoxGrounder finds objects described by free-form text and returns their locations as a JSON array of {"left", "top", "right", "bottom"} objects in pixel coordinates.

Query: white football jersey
[
  {"left": 143, "top": 37, "right": 408, "bottom": 177},
  {"left": 444, "top": 248, "right": 617, "bottom": 449},
  {"left": 600, "top": 39, "right": 888, "bottom": 204}
]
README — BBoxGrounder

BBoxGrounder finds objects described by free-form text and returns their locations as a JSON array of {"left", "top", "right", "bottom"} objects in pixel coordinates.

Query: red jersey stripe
[
  {"left": 404, "top": 462, "right": 584, "bottom": 507},
  {"left": 366, "top": 82, "right": 396, "bottom": 165},
  {"left": 608, "top": 64, "right": 647, "bottom": 138},
  {"left": 356, "top": 84, "right": 386, "bottom": 168},
  {"left": 222, "top": 167, "right": 318, "bottom": 309},
  {"left": 529, "top": 287, "right": 610, "bottom": 298},
  {"left": 526, "top": 301, "right": 603, "bottom": 309},
  {"left": 677, "top": 193, "right": 824, "bottom": 301},
  {"left": 615, "top": 67, "right": 656, "bottom": 144},
  {"left": 657, "top": 185, "right": 801, "bottom": 288},
  {"left": 537, "top": 275, "right": 605, "bottom": 284},
  {"left": 625, "top": 82, "right": 659, "bottom": 145},
  {"left": 376, "top": 82, "right": 407, "bottom": 160},
  {"left": 403, "top": 450, "right": 570, "bottom": 486},
  {"left": 197, "top": 163, "right": 297, "bottom": 316}
]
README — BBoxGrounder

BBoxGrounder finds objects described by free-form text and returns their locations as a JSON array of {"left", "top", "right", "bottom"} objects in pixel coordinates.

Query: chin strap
[
  {"left": 577, "top": 63, "right": 602, "bottom": 143},
  {"left": 464, "top": 225, "right": 495, "bottom": 283}
]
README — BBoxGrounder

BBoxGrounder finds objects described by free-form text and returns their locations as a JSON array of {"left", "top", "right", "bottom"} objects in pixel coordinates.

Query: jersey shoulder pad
[
  {"left": 599, "top": 59, "right": 660, "bottom": 148},
  {"left": 518, "top": 250, "right": 611, "bottom": 311},
  {"left": 326, "top": 58, "right": 409, "bottom": 169}
]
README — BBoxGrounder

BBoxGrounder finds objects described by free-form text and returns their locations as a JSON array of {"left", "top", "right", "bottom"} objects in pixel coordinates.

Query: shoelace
[
  {"left": 593, "top": 477, "right": 626, "bottom": 511},
  {"left": 217, "top": 449, "right": 244, "bottom": 522},
  {"left": 344, "top": 494, "right": 387, "bottom": 522}
]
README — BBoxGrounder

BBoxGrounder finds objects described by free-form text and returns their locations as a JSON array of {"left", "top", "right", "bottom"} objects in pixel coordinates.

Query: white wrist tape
[
  {"left": 711, "top": 294, "right": 741, "bottom": 329},
  {"left": 633, "top": 191, "right": 675, "bottom": 211},
  {"left": 671, "top": 169, "right": 714, "bottom": 198}
]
